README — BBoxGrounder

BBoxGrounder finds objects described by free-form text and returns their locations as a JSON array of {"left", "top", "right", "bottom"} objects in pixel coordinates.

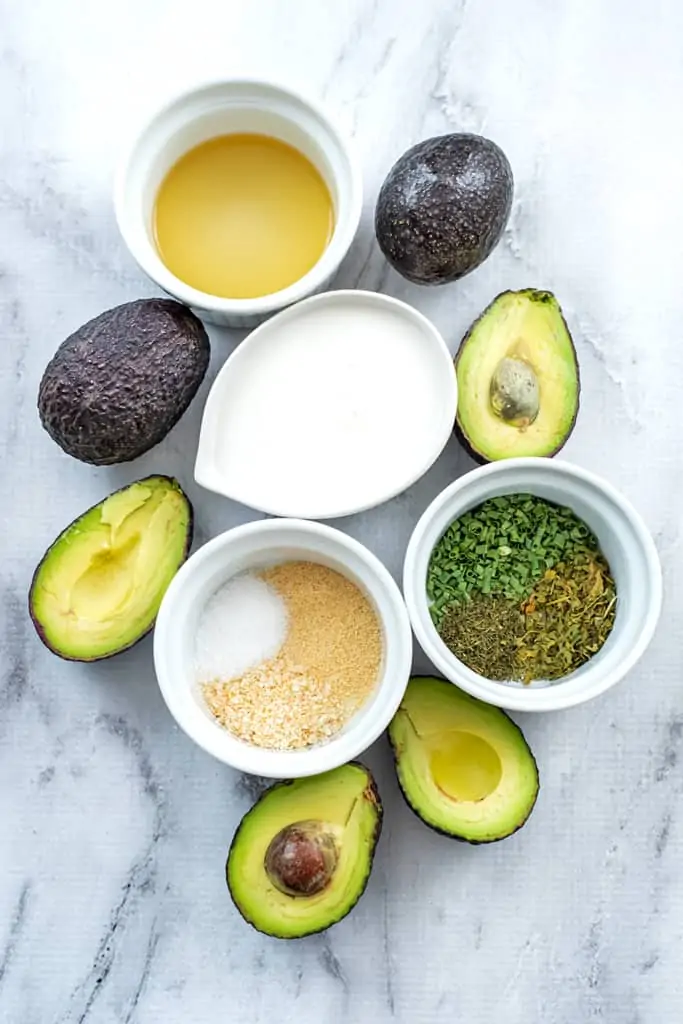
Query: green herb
[
  {"left": 515, "top": 552, "right": 617, "bottom": 682},
  {"left": 438, "top": 596, "right": 525, "bottom": 679},
  {"left": 436, "top": 551, "right": 617, "bottom": 683},
  {"left": 427, "top": 493, "right": 599, "bottom": 625}
]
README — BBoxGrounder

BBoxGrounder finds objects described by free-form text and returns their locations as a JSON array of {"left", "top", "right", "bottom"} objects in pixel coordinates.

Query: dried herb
[
  {"left": 436, "top": 551, "right": 617, "bottom": 683},
  {"left": 515, "top": 552, "right": 617, "bottom": 682},
  {"left": 438, "top": 596, "right": 525, "bottom": 679},
  {"left": 428, "top": 493, "right": 599, "bottom": 625}
]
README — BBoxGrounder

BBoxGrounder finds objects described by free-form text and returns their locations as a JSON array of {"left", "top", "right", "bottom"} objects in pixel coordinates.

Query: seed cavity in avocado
[{"left": 490, "top": 355, "right": 540, "bottom": 429}]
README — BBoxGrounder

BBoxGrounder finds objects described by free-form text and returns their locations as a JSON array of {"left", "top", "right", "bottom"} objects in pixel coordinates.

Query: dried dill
[
  {"left": 515, "top": 551, "right": 617, "bottom": 683},
  {"left": 438, "top": 596, "right": 525, "bottom": 679}
]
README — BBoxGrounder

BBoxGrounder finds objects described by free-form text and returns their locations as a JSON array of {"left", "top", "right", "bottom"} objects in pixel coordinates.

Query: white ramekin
[
  {"left": 114, "top": 79, "right": 362, "bottom": 327},
  {"left": 153, "top": 519, "right": 413, "bottom": 777},
  {"left": 403, "top": 458, "right": 662, "bottom": 712}
]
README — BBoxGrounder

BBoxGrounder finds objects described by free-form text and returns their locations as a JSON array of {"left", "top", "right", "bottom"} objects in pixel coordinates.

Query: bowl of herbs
[{"left": 403, "top": 458, "right": 662, "bottom": 712}]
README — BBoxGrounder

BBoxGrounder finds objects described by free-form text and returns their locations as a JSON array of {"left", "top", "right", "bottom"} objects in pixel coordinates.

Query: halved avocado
[
  {"left": 29, "top": 476, "right": 192, "bottom": 661},
  {"left": 227, "top": 763, "right": 382, "bottom": 939},
  {"left": 388, "top": 677, "right": 538, "bottom": 843},
  {"left": 455, "top": 289, "right": 579, "bottom": 462}
]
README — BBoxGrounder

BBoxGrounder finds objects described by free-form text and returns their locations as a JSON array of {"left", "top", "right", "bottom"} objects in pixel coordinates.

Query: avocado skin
[
  {"left": 28, "top": 475, "right": 193, "bottom": 662},
  {"left": 226, "top": 763, "right": 383, "bottom": 939},
  {"left": 454, "top": 289, "right": 581, "bottom": 464},
  {"left": 375, "top": 134, "right": 513, "bottom": 285},
  {"left": 38, "top": 299, "right": 210, "bottom": 465},
  {"left": 388, "top": 676, "right": 539, "bottom": 844}
]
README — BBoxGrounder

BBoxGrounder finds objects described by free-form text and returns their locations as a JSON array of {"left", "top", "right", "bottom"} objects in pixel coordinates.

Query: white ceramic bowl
[
  {"left": 403, "top": 458, "right": 662, "bottom": 712},
  {"left": 194, "top": 290, "right": 457, "bottom": 519},
  {"left": 154, "top": 518, "right": 413, "bottom": 776},
  {"left": 115, "top": 79, "right": 362, "bottom": 327}
]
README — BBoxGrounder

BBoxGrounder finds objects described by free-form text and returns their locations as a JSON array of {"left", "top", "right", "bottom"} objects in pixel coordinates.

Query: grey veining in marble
[{"left": 1, "top": 1, "right": 682, "bottom": 1021}]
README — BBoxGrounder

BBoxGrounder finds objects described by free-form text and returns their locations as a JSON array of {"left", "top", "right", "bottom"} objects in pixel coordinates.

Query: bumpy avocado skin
[
  {"left": 28, "top": 475, "right": 193, "bottom": 662},
  {"left": 388, "top": 677, "right": 539, "bottom": 844},
  {"left": 38, "top": 299, "right": 210, "bottom": 465},
  {"left": 374, "top": 134, "right": 513, "bottom": 285},
  {"left": 454, "top": 289, "right": 580, "bottom": 464},
  {"left": 226, "top": 764, "right": 383, "bottom": 939}
]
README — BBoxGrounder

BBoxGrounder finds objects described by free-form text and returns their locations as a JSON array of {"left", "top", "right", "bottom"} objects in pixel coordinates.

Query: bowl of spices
[
  {"left": 404, "top": 458, "right": 661, "bottom": 711},
  {"left": 115, "top": 79, "right": 361, "bottom": 327},
  {"left": 153, "top": 518, "right": 412, "bottom": 776}
]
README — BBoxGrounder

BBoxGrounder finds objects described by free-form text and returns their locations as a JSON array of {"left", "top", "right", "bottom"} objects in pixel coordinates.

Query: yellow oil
[
  {"left": 429, "top": 732, "right": 502, "bottom": 802},
  {"left": 153, "top": 134, "right": 334, "bottom": 299}
]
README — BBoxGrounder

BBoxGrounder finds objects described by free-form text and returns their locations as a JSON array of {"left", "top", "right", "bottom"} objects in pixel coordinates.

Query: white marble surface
[{"left": 1, "top": 1, "right": 682, "bottom": 1021}]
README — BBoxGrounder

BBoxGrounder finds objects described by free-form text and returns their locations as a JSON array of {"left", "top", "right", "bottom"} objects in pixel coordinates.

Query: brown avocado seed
[
  {"left": 490, "top": 356, "right": 540, "bottom": 429},
  {"left": 264, "top": 821, "right": 339, "bottom": 897}
]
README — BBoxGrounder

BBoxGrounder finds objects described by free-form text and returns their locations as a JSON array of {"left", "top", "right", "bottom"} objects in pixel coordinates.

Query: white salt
[{"left": 194, "top": 572, "right": 287, "bottom": 683}]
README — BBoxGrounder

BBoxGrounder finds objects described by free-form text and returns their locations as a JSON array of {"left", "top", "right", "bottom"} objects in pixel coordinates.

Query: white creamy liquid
[{"left": 204, "top": 296, "right": 453, "bottom": 517}]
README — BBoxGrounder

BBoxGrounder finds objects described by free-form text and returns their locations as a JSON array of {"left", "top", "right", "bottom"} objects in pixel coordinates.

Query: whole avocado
[
  {"left": 374, "top": 133, "right": 513, "bottom": 285},
  {"left": 38, "top": 298, "right": 210, "bottom": 465}
]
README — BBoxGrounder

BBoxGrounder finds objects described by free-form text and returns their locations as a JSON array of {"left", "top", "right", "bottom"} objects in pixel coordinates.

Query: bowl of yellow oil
[{"left": 115, "top": 80, "right": 362, "bottom": 326}]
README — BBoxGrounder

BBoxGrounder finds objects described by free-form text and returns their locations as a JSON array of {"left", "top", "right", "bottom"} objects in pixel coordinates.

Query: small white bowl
[
  {"left": 403, "top": 458, "right": 662, "bottom": 712},
  {"left": 194, "top": 290, "right": 457, "bottom": 519},
  {"left": 153, "top": 518, "right": 413, "bottom": 777},
  {"left": 114, "top": 79, "right": 362, "bottom": 327}
]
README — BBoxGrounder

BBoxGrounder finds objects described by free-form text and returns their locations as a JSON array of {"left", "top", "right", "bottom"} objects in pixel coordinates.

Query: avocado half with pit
[
  {"left": 388, "top": 677, "right": 538, "bottom": 843},
  {"left": 227, "top": 763, "right": 382, "bottom": 939},
  {"left": 455, "top": 289, "right": 580, "bottom": 462},
  {"left": 29, "top": 475, "right": 192, "bottom": 661}
]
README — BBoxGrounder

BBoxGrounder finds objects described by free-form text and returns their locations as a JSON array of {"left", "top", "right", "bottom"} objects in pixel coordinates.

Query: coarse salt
[{"left": 194, "top": 572, "right": 287, "bottom": 683}]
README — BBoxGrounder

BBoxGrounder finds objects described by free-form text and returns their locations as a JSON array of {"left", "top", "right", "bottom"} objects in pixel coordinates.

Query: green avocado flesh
[
  {"left": 29, "top": 476, "right": 191, "bottom": 661},
  {"left": 389, "top": 677, "right": 538, "bottom": 843},
  {"left": 456, "top": 289, "right": 579, "bottom": 461},
  {"left": 227, "top": 764, "right": 382, "bottom": 939}
]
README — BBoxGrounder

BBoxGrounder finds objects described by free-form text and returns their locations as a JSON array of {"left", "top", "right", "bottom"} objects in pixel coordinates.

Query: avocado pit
[
  {"left": 265, "top": 821, "right": 339, "bottom": 897},
  {"left": 490, "top": 355, "right": 540, "bottom": 429}
]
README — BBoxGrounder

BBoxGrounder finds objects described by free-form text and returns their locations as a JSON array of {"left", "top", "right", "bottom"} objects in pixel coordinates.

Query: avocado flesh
[
  {"left": 456, "top": 290, "right": 579, "bottom": 461},
  {"left": 227, "top": 764, "right": 382, "bottom": 939},
  {"left": 389, "top": 677, "right": 538, "bottom": 843},
  {"left": 29, "top": 476, "right": 191, "bottom": 661}
]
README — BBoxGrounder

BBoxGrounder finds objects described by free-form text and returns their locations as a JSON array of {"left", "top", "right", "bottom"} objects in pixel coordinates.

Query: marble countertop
[{"left": 2, "top": 1, "right": 682, "bottom": 1021}]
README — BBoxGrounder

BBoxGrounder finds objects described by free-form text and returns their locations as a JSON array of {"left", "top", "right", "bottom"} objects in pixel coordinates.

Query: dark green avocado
[
  {"left": 455, "top": 289, "right": 580, "bottom": 462},
  {"left": 374, "top": 134, "right": 513, "bottom": 285},
  {"left": 38, "top": 298, "right": 210, "bottom": 465},
  {"left": 29, "top": 475, "right": 192, "bottom": 661},
  {"left": 227, "top": 763, "right": 382, "bottom": 939},
  {"left": 388, "top": 677, "right": 538, "bottom": 843}
]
